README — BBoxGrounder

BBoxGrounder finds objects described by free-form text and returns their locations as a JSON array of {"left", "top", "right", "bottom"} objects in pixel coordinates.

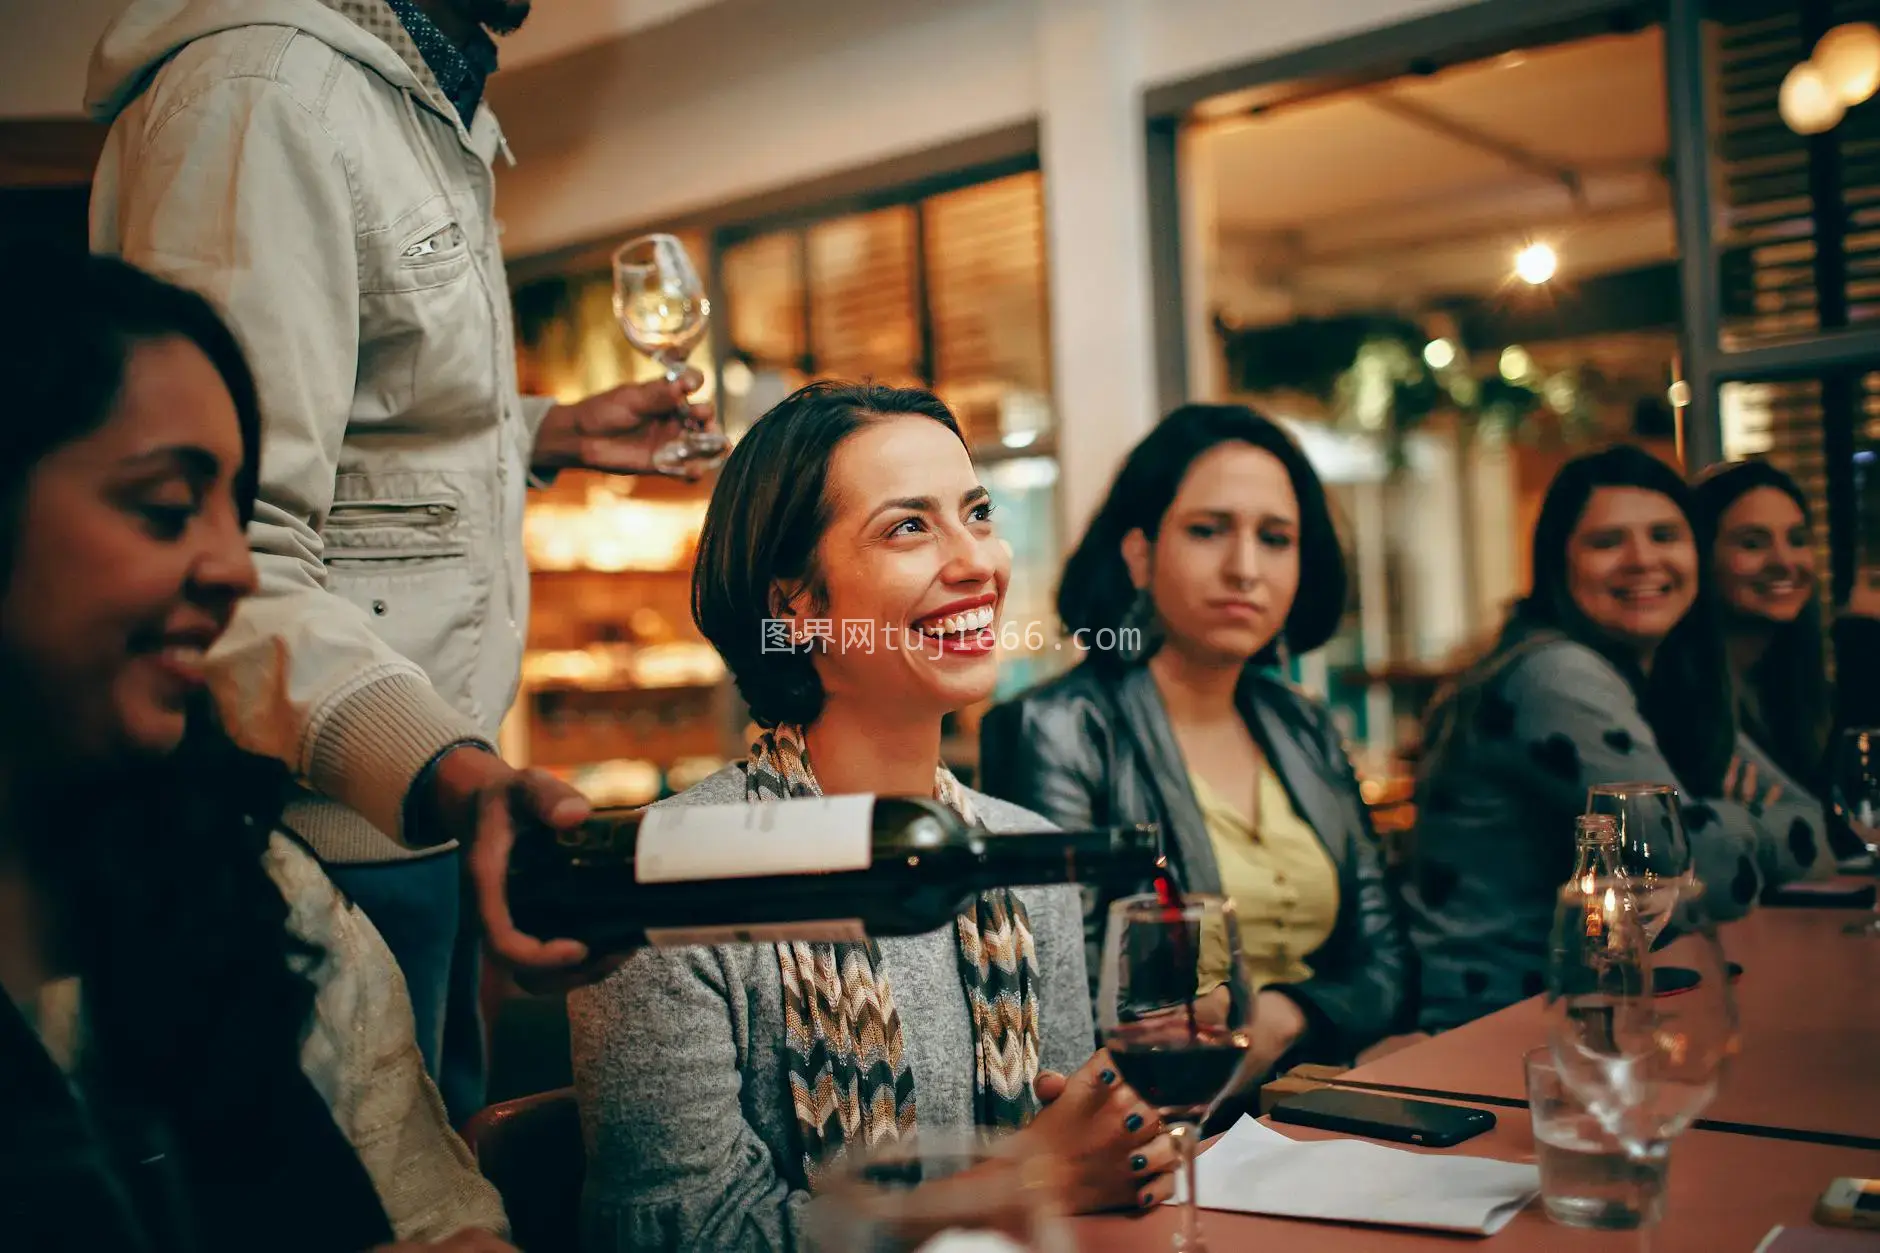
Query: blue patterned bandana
[{"left": 382, "top": 0, "right": 499, "bottom": 125}]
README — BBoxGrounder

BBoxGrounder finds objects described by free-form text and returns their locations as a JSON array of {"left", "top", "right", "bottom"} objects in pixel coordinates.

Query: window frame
[{"left": 708, "top": 154, "right": 1052, "bottom": 468}]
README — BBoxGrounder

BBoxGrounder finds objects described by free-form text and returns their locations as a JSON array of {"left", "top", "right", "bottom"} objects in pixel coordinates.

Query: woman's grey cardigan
[{"left": 567, "top": 764, "right": 1096, "bottom": 1253}]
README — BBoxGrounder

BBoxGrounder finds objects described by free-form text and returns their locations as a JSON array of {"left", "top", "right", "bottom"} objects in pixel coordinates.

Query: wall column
[{"left": 1036, "top": 0, "right": 1159, "bottom": 549}]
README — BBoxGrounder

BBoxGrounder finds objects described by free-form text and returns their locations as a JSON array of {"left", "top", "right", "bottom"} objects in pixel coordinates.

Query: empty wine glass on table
[
  {"left": 1833, "top": 728, "right": 1880, "bottom": 936},
  {"left": 1543, "top": 874, "right": 1738, "bottom": 1252},
  {"left": 611, "top": 232, "right": 728, "bottom": 475},
  {"left": 1097, "top": 892, "right": 1261, "bottom": 1253},
  {"left": 1587, "top": 783, "right": 1691, "bottom": 944}
]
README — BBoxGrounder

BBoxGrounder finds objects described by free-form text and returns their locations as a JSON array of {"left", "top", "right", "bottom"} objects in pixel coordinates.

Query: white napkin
[
  {"left": 1172, "top": 1116, "right": 1541, "bottom": 1235},
  {"left": 913, "top": 1233, "right": 1032, "bottom": 1253}
]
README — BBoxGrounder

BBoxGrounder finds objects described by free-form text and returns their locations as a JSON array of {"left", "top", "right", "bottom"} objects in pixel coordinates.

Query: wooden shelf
[{"left": 530, "top": 565, "right": 693, "bottom": 578}]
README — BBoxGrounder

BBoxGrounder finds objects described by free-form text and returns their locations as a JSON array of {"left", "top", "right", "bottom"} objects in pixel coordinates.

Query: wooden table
[
  {"left": 1071, "top": 902, "right": 1880, "bottom": 1248},
  {"left": 1076, "top": 1103, "right": 1880, "bottom": 1251},
  {"left": 1342, "top": 907, "right": 1880, "bottom": 1146}
]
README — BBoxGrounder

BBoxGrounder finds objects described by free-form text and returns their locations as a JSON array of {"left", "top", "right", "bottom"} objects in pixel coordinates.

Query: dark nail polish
[
  {"left": 1125, "top": 1113, "right": 1144, "bottom": 1133},
  {"left": 1099, "top": 1069, "right": 1117, "bottom": 1085},
  {"left": 1131, "top": 1154, "right": 1148, "bottom": 1171},
  {"left": 1140, "top": 1191, "right": 1154, "bottom": 1209}
]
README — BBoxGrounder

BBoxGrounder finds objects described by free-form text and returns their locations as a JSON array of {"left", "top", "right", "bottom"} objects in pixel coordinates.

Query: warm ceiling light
[
  {"left": 1422, "top": 338, "right": 1457, "bottom": 370},
  {"left": 1514, "top": 242, "right": 1558, "bottom": 285},
  {"left": 1815, "top": 22, "right": 1880, "bottom": 106},
  {"left": 1780, "top": 61, "right": 1846, "bottom": 134},
  {"left": 1499, "top": 345, "right": 1533, "bottom": 382}
]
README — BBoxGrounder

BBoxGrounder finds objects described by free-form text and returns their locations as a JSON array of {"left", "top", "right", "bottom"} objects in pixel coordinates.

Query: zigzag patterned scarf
[{"left": 744, "top": 725, "right": 1042, "bottom": 1191}]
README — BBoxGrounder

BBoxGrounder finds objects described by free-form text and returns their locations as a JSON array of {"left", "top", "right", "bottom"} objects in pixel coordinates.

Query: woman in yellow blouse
[{"left": 980, "top": 404, "right": 1411, "bottom": 1083}]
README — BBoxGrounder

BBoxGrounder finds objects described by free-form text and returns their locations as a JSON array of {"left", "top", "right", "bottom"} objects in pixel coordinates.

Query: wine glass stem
[{"left": 1170, "top": 1120, "right": 1203, "bottom": 1252}]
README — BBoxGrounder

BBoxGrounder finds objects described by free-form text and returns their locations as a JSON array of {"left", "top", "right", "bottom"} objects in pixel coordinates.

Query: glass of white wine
[{"left": 611, "top": 233, "right": 728, "bottom": 475}]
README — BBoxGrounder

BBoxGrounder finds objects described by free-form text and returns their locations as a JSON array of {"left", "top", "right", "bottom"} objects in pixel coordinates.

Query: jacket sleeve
[
  {"left": 521, "top": 393, "right": 559, "bottom": 488},
  {"left": 978, "top": 698, "right": 1110, "bottom": 1005},
  {"left": 1728, "top": 732, "right": 1834, "bottom": 883},
  {"left": 1499, "top": 645, "right": 1826, "bottom": 922},
  {"left": 567, "top": 949, "right": 807, "bottom": 1253},
  {"left": 977, "top": 698, "right": 1104, "bottom": 830},
  {"left": 271, "top": 838, "right": 508, "bottom": 1242},
  {"left": 1271, "top": 707, "right": 1410, "bottom": 1062},
  {"left": 98, "top": 78, "right": 490, "bottom": 845}
]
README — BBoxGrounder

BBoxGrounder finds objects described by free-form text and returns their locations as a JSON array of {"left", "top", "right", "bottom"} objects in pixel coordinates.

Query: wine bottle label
[
  {"left": 634, "top": 794, "right": 876, "bottom": 884},
  {"left": 644, "top": 918, "right": 870, "bottom": 947}
]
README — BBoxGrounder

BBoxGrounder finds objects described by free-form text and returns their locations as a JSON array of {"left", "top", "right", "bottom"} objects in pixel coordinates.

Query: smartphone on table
[
  {"left": 1268, "top": 1087, "right": 1496, "bottom": 1147},
  {"left": 1816, "top": 1178, "right": 1880, "bottom": 1230}
]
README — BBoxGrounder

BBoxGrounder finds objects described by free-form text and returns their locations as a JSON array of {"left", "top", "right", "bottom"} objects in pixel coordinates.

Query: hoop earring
[{"left": 1117, "top": 587, "right": 1162, "bottom": 664}]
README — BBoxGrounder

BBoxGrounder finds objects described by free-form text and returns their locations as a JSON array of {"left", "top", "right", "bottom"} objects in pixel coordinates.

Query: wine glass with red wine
[{"left": 1097, "top": 891, "right": 1259, "bottom": 1252}]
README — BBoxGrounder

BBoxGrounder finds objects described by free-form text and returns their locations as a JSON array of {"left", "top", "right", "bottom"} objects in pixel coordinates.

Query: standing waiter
[{"left": 85, "top": 0, "right": 715, "bottom": 1121}]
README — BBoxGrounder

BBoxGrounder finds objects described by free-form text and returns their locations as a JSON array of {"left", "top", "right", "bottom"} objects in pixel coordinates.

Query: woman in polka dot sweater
[{"left": 1403, "top": 446, "right": 1831, "bottom": 1033}]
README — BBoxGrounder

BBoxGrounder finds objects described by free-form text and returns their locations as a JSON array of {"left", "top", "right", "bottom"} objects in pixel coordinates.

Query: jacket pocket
[
  {"left": 392, "top": 214, "right": 471, "bottom": 291},
  {"left": 323, "top": 499, "right": 468, "bottom": 567},
  {"left": 324, "top": 536, "right": 489, "bottom": 720}
]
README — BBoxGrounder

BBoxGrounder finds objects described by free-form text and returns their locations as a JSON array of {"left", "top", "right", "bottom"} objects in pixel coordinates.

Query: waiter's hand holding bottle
[{"left": 420, "top": 744, "right": 619, "bottom": 992}]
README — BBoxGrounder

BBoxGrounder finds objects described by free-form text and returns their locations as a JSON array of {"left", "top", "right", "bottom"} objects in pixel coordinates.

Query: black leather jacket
[{"left": 978, "top": 659, "right": 1413, "bottom": 1064}]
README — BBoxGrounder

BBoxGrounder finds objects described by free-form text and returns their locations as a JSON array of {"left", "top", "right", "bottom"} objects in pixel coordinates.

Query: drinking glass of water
[
  {"left": 1525, "top": 1047, "right": 1666, "bottom": 1229},
  {"left": 1833, "top": 728, "right": 1880, "bottom": 936},
  {"left": 1097, "top": 892, "right": 1261, "bottom": 1253},
  {"left": 1543, "top": 874, "right": 1737, "bottom": 1252},
  {"left": 611, "top": 233, "right": 729, "bottom": 475}
]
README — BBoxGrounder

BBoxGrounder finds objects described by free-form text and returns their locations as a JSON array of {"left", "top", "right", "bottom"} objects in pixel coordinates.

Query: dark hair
[
  {"left": 0, "top": 250, "right": 363, "bottom": 1242},
  {"left": 1057, "top": 403, "right": 1347, "bottom": 670},
  {"left": 3, "top": 247, "right": 263, "bottom": 554},
  {"left": 693, "top": 380, "right": 965, "bottom": 728},
  {"left": 1690, "top": 459, "right": 1830, "bottom": 788},
  {"left": 1516, "top": 444, "right": 1733, "bottom": 794}
]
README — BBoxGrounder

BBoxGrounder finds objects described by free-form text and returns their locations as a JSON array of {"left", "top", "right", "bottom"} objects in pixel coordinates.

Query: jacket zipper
[{"left": 325, "top": 501, "right": 456, "bottom": 528}]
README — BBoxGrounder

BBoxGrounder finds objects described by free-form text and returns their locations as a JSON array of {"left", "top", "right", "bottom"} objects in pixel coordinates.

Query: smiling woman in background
[
  {"left": 978, "top": 404, "right": 1410, "bottom": 1092},
  {"left": 1404, "top": 446, "right": 1828, "bottom": 1032},
  {"left": 1692, "top": 460, "right": 1880, "bottom": 860},
  {"left": 566, "top": 382, "right": 1179, "bottom": 1252}
]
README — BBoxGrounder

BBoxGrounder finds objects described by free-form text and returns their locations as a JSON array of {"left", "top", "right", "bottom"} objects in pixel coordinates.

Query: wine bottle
[{"left": 506, "top": 792, "right": 1165, "bottom": 951}]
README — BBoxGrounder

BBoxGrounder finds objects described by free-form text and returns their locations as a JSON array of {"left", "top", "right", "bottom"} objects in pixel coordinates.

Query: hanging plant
[{"left": 1217, "top": 311, "right": 1545, "bottom": 454}]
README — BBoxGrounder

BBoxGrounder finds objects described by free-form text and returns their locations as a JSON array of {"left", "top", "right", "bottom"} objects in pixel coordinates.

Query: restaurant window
[
  {"left": 1706, "top": 0, "right": 1880, "bottom": 607},
  {"left": 1177, "top": 21, "right": 1681, "bottom": 770},
  {"left": 714, "top": 167, "right": 1063, "bottom": 737}
]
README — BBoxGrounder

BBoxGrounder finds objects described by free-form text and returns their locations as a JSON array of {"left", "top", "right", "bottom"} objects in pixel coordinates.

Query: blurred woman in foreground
[{"left": 0, "top": 250, "right": 506, "bottom": 1252}]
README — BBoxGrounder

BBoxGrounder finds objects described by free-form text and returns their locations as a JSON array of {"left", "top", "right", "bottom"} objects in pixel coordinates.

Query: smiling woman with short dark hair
[{"left": 569, "top": 381, "right": 1182, "bottom": 1252}]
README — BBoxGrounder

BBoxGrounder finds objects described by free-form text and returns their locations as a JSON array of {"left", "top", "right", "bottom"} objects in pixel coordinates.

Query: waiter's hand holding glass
[{"left": 612, "top": 232, "right": 730, "bottom": 476}]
